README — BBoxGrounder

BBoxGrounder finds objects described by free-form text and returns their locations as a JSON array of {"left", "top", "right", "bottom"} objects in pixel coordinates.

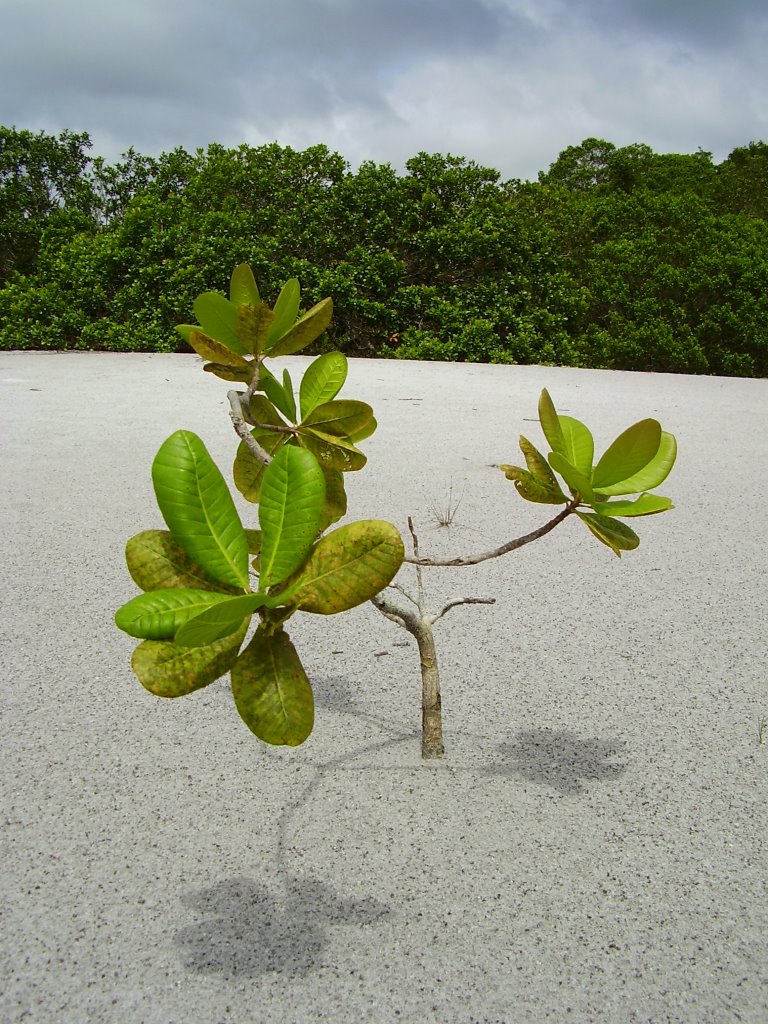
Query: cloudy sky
[{"left": 2, "top": 0, "right": 766, "bottom": 180}]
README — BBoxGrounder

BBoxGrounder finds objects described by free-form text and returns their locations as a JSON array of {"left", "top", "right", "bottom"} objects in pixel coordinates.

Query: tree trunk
[{"left": 415, "top": 620, "right": 444, "bottom": 759}]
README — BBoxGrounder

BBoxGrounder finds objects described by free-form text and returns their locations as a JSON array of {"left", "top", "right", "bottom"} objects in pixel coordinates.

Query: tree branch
[
  {"left": 248, "top": 421, "right": 295, "bottom": 435},
  {"left": 404, "top": 499, "right": 579, "bottom": 567},
  {"left": 370, "top": 591, "right": 416, "bottom": 631},
  {"left": 227, "top": 390, "right": 273, "bottom": 466},
  {"left": 407, "top": 516, "right": 427, "bottom": 613},
  {"left": 426, "top": 596, "right": 496, "bottom": 626}
]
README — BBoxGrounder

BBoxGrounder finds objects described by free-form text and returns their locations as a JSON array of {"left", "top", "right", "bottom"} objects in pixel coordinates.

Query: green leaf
[
  {"left": 125, "top": 530, "right": 241, "bottom": 593},
  {"left": 131, "top": 623, "right": 247, "bottom": 698},
  {"left": 266, "top": 278, "right": 301, "bottom": 347},
  {"left": 258, "top": 364, "right": 296, "bottom": 421},
  {"left": 595, "top": 432, "right": 677, "bottom": 496},
  {"left": 152, "top": 430, "right": 249, "bottom": 589},
  {"left": 499, "top": 465, "right": 568, "bottom": 504},
  {"left": 282, "top": 369, "right": 297, "bottom": 422},
  {"left": 182, "top": 329, "right": 251, "bottom": 368},
  {"left": 231, "top": 628, "right": 314, "bottom": 745},
  {"left": 193, "top": 292, "right": 246, "bottom": 356},
  {"left": 229, "top": 263, "right": 260, "bottom": 307},
  {"left": 319, "top": 468, "right": 347, "bottom": 529},
  {"left": 246, "top": 394, "right": 289, "bottom": 430},
  {"left": 302, "top": 400, "right": 375, "bottom": 439},
  {"left": 590, "top": 493, "right": 674, "bottom": 517},
  {"left": 115, "top": 589, "right": 235, "bottom": 639},
  {"left": 592, "top": 419, "right": 662, "bottom": 489},
  {"left": 548, "top": 451, "right": 596, "bottom": 502},
  {"left": 175, "top": 324, "right": 196, "bottom": 344},
  {"left": 233, "top": 431, "right": 287, "bottom": 503},
  {"left": 297, "top": 428, "right": 367, "bottom": 472},
  {"left": 175, "top": 594, "right": 268, "bottom": 648},
  {"left": 202, "top": 362, "right": 254, "bottom": 384},
  {"left": 538, "top": 389, "right": 565, "bottom": 457},
  {"left": 575, "top": 512, "right": 640, "bottom": 557},
  {"left": 278, "top": 520, "right": 404, "bottom": 614},
  {"left": 258, "top": 446, "right": 326, "bottom": 588},
  {"left": 299, "top": 352, "right": 348, "bottom": 419},
  {"left": 236, "top": 302, "right": 274, "bottom": 356},
  {"left": 347, "top": 417, "right": 377, "bottom": 444},
  {"left": 557, "top": 416, "right": 594, "bottom": 476},
  {"left": 538, "top": 390, "right": 594, "bottom": 475},
  {"left": 267, "top": 297, "right": 333, "bottom": 357}
]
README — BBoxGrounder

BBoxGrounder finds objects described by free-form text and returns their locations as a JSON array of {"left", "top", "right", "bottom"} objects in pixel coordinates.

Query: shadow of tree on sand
[
  {"left": 489, "top": 729, "right": 628, "bottom": 795},
  {"left": 175, "top": 875, "right": 390, "bottom": 979}
]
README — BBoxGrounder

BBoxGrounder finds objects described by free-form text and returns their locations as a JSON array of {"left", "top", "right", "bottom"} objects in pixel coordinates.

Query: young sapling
[{"left": 115, "top": 264, "right": 678, "bottom": 758}]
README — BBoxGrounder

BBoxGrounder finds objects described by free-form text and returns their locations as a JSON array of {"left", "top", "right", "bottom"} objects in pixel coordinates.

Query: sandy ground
[{"left": 1, "top": 351, "right": 766, "bottom": 1024}]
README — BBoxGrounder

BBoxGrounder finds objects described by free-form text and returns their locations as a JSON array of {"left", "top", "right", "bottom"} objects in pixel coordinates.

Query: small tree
[{"left": 115, "top": 265, "right": 677, "bottom": 758}]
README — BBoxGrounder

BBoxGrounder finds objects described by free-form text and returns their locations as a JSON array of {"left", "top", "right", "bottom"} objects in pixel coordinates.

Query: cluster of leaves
[
  {"left": 1, "top": 127, "right": 766, "bottom": 375},
  {"left": 114, "top": 266, "right": 403, "bottom": 745},
  {"left": 178, "top": 265, "right": 375, "bottom": 520},
  {"left": 500, "top": 390, "right": 676, "bottom": 555}
]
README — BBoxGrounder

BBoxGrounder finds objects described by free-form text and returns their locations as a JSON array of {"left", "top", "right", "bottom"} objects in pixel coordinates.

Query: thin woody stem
[
  {"left": 404, "top": 499, "right": 580, "bottom": 567},
  {"left": 407, "top": 516, "right": 426, "bottom": 612},
  {"left": 426, "top": 596, "right": 495, "bottom": 626},
  {"left": 227, "top": 390, "right": 273, "bottom": 467},
  {"left": 244, "top": 360, "right": 263, "bottom": 402},
  {"left": 370, "top": 591, "right": 415, "bottom": 630},
  {"left": 248, "top": 421, "right": 296, "bottom": 434},
  {"left": 390, "top": 581, "right": 419, "bottom": 607}
]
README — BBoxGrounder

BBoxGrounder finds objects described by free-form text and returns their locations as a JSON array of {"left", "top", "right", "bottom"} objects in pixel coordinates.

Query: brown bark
[
  {"left": 227, "top": 390, "right": 273, "bottom": 466},
  {"left": 403, "top": 499, "right": 579, "bottom": 567},
  {"left": 415, "top": 620, "right": 444, "bottom": 759},
  {"left": 370, "top": 591, "right": 447, "bottom": 759}
]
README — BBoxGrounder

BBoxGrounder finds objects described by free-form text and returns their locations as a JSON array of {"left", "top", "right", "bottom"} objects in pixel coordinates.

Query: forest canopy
[{"left": 1, "top": 126, "right": 766, "bottom": 376}]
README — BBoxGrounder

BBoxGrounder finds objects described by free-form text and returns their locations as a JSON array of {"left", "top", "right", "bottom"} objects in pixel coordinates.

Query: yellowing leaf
[
  {"left": 184, "top": 329, "right": 251, "bottom": 368},
  {"left": 500, "top": 464, "right": 568, "bottom": 504},
  {"left": 231, "top": 628, "right": 314, "bottom": 745},
  {"left": 280, "top": 520, "right": 404, "bottom": 614},
  {"left": 131, "top": 624, "right": 247, "bottom": 698},
  {"left": 297, "top": 428, "right": 367, "bottom": 472},
  {"left": 125, "top": 530, "right": 241, "bottom": 594}
]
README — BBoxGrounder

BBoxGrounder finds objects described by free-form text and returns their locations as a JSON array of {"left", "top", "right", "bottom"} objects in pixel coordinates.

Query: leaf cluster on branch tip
[
  {"left": 116, "top": 265, "right": 403, "bottom": 746},
  {"left": 115, "top": 263, "right": 678, "bottom": 750},
  {"left": 500, "top": 389, "right": 676, "bottom": 556}
]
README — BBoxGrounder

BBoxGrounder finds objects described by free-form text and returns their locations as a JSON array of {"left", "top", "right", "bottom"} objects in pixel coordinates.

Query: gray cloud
[
  {"left": 581, "top": 0, "right": 768, "bottom": 48},
  {"left": 1, "top": 0, "right": 765, "bottom": 180}
]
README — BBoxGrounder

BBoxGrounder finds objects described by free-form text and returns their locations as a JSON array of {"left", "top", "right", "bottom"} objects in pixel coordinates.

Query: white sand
[{"left": 2, "top": 352, "right": 766, "bottom": 1023}]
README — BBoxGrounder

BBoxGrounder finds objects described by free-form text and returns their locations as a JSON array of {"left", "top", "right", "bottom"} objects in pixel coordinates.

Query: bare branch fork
[
  {"left": 369, "top": 499, "right": 581, "bottom": 757},
  {"left": 371, "top": 517, "right": 495, "bottom": 759}
]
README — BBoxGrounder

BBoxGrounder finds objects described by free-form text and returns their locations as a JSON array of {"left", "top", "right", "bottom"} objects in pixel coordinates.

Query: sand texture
[{"left": 1, "top": 352, "right": 766, "bottom": 1023}]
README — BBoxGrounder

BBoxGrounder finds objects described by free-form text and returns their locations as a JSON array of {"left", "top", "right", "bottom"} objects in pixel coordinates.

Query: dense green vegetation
[{"left": 1, "top": 126, "right": 766, "bottom": 375}]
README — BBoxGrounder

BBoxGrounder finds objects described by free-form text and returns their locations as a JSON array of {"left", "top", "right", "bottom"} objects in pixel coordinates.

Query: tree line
[{"left": 1, "top": 126, "right": 766, "bottom": 376}]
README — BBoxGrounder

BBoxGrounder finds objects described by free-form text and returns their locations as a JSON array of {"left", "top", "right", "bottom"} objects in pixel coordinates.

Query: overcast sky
[{"left": 2, "top": 0, "right": 766, "bottom": 180}]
